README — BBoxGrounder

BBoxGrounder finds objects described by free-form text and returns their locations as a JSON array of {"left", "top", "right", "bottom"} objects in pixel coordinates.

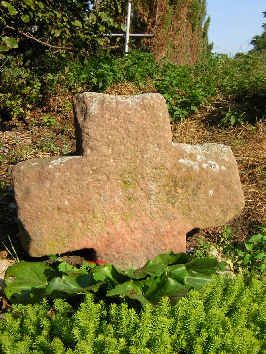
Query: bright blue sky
[{"left": 207, "top": 0, "right": 265, "bottom": 55}]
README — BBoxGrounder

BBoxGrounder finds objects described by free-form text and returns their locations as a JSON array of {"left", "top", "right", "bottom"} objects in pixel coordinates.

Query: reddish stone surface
[{"left": 12, "top": 93, "right": 244, "bottom": 269}]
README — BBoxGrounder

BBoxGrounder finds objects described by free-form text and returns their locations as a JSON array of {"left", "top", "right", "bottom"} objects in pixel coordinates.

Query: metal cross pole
[
  {"left": 108, "top": 1, "right": 153, "bottom": 53},
  {"left": 124, "top": 0, "right": 132, "bottom": 53}
]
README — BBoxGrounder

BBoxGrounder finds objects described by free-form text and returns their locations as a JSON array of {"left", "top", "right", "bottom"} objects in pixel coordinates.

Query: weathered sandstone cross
[{"left": 12, "top": 93, "right": 244, "bottom": 269}]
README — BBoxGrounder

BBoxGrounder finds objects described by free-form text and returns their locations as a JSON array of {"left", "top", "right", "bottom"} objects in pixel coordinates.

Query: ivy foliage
[
  {"left": 4, "top": 250, "right": 225, "bottom": 307},
  {"left": 0, "top": 275, "right": 265, "bottom": 353}
]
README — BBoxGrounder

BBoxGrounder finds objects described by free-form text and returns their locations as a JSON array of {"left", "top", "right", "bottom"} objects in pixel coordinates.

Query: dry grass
[{"left": 104, "top": 80, "right": 157, "bottom": 96}]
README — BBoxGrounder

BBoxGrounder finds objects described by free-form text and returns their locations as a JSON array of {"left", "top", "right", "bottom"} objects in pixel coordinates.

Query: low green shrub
[
  {"left": 193, "top": 224, "right": 266, "bottom": 277},
  {"left": 154, "top": 59, "right": 216, "bottom": 120},
  {"left": 0, "top": 275, "right": 265, "bottom": 353},
  {"left": 1, "top": 50, "right": 265, "bottom": 124}
]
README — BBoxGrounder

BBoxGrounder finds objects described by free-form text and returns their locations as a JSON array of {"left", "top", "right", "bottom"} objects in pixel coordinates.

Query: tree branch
[{"left": 5, "top": 25, "right": 73, "bottom": 50}]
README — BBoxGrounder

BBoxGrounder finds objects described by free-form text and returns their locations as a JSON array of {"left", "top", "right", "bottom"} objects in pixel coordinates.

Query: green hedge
[{"left": 0, "top": 275, "right": 265, "bottom": 353}]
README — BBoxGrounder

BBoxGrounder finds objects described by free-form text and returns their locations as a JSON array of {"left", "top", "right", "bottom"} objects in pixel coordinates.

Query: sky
[{"left": 207, "top": 0, "right": 265, "bottom": 55}]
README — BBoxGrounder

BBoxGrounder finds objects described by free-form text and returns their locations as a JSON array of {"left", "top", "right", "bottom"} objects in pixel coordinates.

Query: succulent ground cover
[{"left": 0, "top": 275, "right": 265, "bottom": 353}]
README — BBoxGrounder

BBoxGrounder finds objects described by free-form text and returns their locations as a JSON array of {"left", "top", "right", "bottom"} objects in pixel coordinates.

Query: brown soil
[{"left": 0, "top": 94, "right": 265, "bottom": 264}]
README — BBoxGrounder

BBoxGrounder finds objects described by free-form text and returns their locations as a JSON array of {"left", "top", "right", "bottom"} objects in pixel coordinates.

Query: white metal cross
[{"left": 109, "top": 1, "right": 154, "bottom": 53}]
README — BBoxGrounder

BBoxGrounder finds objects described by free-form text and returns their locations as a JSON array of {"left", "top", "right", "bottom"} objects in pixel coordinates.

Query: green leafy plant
[
  {"left": 241, "top": 224, "right": 266, "bottom": 273},
  {"left": 192, "top": 238, "right": 212, "bottom": 258},
  {"left": 36, "top": 135, "right": 59, "bottom": 154},
  {"left": 221, "top": 109, "right": 245, "bottom": 126},
  {"left": 0, "top": 0, "right": 126, "bottom": 54},
  {"left": 42, "top": 114, "right": 56, "bottom": 127},
  {"left": 193, "top": 224, "right": 266, "bottom": 277},
  {"left": 4, "top": 251, "right": 224, "bottom": 307}
]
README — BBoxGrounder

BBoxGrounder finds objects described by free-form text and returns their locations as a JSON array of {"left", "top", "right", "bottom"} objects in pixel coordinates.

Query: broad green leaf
[
  {"left": 4, "top": 261, "right": 50, "bottom": 303},
  {"left": 185, "top": 271, "right": 213, "bottom": 291},
  {"left": 144, "top": 251, "right": 190, "bottom": 267},
  {"left": 218, "top": 262, "right": 228, "bottom": 272},
  {"left": 73, "top": 20, "right": 82, "bottom": 28},
  {"left": 106, "top": 280, "right": 142, "bottom": 297},
  {"left": 46, "top": 276, "right": 82, "bottom": 294},
  {"left": 186, "top": 257, "right": 219, "bottom": 274},
  {"left": 89, "top": 13, "right": 96, "bottom": 23},
  {"left": 185, "top": 258, "right": 218, "bottom": 290},
  {"left": 90, "top": 264, "right": 130, "bottom": 283},
  {"left": 243, "top": 254, "right": 251, "bottom": 265},
  {"left": 2, "top": 1, "right": 18, "bottom": 15},
  {"left": 245, "top": 243, "right": 254, "bottom": 251},
  {"left": 146, "top": 276, "right": 189, "bottom": 305},
  {"left": 126, "top": 293, "right": 150, "bottom": 307},
  {"left": 247, "top": 234, "right": 263, "bottom": 243},
  {"left": 54, "top": 30, "right": 61, "bottom": 37},
  {"left": 137, "top": 274, "right": 162, "bottom": 295},
  {"left": 144, "top": 272, "right": 169, "bottom": 298},
  {"left": 46, "top": 273, "right": 97, "bottom": 294},
  {"left": 85, "top": 282, "right": 105, "bottom": 293},
  {"left": 121, "top": 23, "right": 127, "bottom": 32},
  {"left": 0, "top": 44, "right": 9, "bottom": 52},
  {"left": 168, "top": 264, "right": 188, "bottom": 284},
  {"left": 22, "top": 15, "right": 30, "bottom": 23},
  {"left": 23, "top": 0, "right": 34, "bottom": 5},
  {"left": 255, "top": 252, "right": 266, "bottom": 260},
  {"left": 2, "top": 37, "right": 18, "bottom": 49},
  {"left": 130, "top": 264, "right": 165, "bottom": 279},
  {"left": 58, "top": 262, "right": 75, "bottom": 272},
  {"left": 48, "top": 254, "right": 58, "bottom": 261},
  {"left": 90, "top": 264, "right": 113, "bottom": 281}
]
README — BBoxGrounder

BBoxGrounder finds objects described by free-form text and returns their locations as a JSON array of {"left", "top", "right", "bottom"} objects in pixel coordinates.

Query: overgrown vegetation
[
  {"left": 1, "top": 275, "right": 265, "bottom": 353},
  {"left": 193, "top": 224, "right": 266, "bottom": 278},
  {"left": 1, "top": 49, "right": 265, "bottom": 124}
]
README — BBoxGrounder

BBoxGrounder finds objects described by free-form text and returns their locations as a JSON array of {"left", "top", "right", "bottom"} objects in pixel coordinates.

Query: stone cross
[{"left": 12, "top": 93, "right": 244, "bottom": 269}]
